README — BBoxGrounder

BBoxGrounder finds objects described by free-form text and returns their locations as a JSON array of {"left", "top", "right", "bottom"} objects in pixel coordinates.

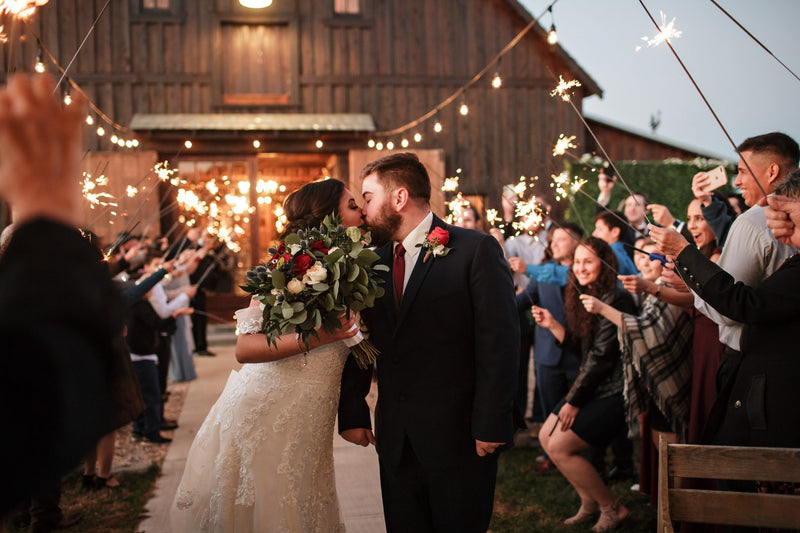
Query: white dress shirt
[{"left": 396, "top": 211, "right": 433, "bottom": 293}]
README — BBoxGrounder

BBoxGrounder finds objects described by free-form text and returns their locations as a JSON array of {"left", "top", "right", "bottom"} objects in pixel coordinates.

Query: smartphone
[{"left": 702, "top": 165, "right": 727, "bottom": 193}]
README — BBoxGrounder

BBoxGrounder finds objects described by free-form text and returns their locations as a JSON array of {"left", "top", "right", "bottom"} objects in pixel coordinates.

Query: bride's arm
[{"left": 235, "top": 299, "right": 358, "bottom": 364}]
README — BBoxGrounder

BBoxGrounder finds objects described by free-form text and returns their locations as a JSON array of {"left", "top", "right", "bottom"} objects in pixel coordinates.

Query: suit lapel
[{"left": 395, "top": 216, "right": 445, "bottom": 329}]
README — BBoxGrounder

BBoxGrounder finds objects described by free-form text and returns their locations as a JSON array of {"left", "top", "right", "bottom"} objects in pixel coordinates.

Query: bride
[{"left": 171, "top": 179, "right": 365, "bottom": 532}]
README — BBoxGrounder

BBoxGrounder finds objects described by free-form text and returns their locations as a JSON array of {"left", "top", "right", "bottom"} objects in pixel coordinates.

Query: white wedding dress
[{"left": 171, "top": 305, "right": 349, "bottom": 532}]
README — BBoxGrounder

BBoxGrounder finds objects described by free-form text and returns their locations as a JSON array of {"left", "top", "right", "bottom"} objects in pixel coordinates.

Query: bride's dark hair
[{"left": 283, "top": 179, "right": 345, "bottom": 234}]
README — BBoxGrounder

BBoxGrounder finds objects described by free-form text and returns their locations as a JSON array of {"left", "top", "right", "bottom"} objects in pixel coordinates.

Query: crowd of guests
[{"left": 466, "top": 131, "right": 800, "bottom": 531}]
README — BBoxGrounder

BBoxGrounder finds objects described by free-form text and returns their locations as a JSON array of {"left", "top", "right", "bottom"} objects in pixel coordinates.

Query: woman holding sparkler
[{"left": 532, "top": 237, "right": 636, "bottom": 532}]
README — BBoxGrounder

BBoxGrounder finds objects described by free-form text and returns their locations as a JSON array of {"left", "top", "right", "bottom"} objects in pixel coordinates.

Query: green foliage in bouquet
[{"left": 240, "top": 214, "right": 388, "bottom": 366}]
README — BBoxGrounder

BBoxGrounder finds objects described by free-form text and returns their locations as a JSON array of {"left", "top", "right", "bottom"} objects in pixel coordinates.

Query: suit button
[
  {"left": 399, "top": 393, "right": 407, "bottom": 402},
  {"left": 682, "top": 266, "right": 689, "bottom": 272},
  {"left": 734, "top": 400, "right": 742, "bottom": 408},
  {"left": 689, "top": 274, "right": 695, "bottom": 281},
  {"left": 695, "top": 283, "right": 701, "bottom": 289}
]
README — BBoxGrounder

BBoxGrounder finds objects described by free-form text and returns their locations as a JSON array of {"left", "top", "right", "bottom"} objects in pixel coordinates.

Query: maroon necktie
[{"left": 393, "top": 243, "right": 405, "bottom": 303}]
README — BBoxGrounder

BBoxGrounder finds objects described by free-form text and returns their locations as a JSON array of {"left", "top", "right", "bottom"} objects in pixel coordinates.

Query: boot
[
  {"left": 563, "top": 500, "right": 599, "bottom": 525},
  {"left": 591, "top": 500, "right": 630, "bottom": 532}
]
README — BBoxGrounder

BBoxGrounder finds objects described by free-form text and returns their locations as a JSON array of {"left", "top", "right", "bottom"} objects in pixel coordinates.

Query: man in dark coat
[
  {"left": 338, "top": 153, "right": 519, "bottom": 532},
  {"left": 0, "top": 75, "right": 117, "bottom": 516}
]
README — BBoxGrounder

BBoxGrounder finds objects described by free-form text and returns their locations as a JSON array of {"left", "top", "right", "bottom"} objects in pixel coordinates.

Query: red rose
[
  {"left": 427, "top": 227, "right": 450, "bottom": 246},
  {"left": 310, "top": 240, "right": 329, "bottom": 254},
  {"left": 293, "top": 254, "right": 314, "bottom": 275}
]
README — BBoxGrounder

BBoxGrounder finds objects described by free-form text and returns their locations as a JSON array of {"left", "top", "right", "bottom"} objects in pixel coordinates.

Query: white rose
[
  {"left": 288, "top": 243, "right": 302, "bottom": 256},
  {"left": 433, "top": 244, "right": 446, "bottom": 256},
  {"left": 302, "top": 261, "right": 328, "bottom": 285},
  {"left": 287, "top": 278, "right": 305, "bottom": 294}
]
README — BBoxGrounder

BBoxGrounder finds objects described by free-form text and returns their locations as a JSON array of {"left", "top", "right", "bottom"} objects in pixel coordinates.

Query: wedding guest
[
  {"left": 533, "top": 237, "right": 636, "bottom": 531},
  {"left": 453, "top": 204, "right": 482, "bottom": 231},
  {"left": 691, "top": 132, "right": 798, "bottom": 398},
  {"left": 167, "top": 249, "right": 200, "bottom": 383},
  {"left": 0, "top": 74, "right": 117, "bottom": 517},
  {"left": 592, "top": 211, "right": 638, "bottom": 275},
  {"left": 650, "top": 168, "right": 800, "bottom": 449}
]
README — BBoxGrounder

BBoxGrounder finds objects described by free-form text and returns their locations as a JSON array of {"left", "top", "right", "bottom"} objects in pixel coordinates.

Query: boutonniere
[{"left": 417, "top": 227, "right": 452, "bottom": 263}]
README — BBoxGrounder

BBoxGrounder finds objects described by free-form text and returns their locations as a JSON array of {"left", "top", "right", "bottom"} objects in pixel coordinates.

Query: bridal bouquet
[{"left": 241, "top": 214, "right": 388, "bottom": 369}]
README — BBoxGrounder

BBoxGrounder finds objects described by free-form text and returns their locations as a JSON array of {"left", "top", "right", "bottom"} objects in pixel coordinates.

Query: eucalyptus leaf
[
  {"left": 346, "top": 262, "right": 359, "bottom": 282},
  {"left": 271, "top": 270, "right": 286, "bottom": 290},
  {"left": 349, "top": 243, "right": 363, "bottom": 258},
  {"left": 374, "top": 264, "right": 390, "bottom": 272},
  {"left": 350, "top": 300, "right": 366, "bottom": 312},
  {"left": 333, "top": 279, "right": 339, "bottom": 299},
  {"left": 324, "top": 248, "right": 345, "bottom": 264},
  {"left": 312, "top": 282, "right": 329, "bottom": 292},
  {"left": 284, "top": 233, "right": 301, "bottom": 245},
  {"left": 281, "top": 302, "right": 294, "bottom": 319},
  {"left": 290, "top": 301, "right": 304, "bottom": 312},
  {"left": 356, "top": 248, "right": 380, "bottom": 266},
  {"left": 314, "top": 309, "right": 322, "bottom": 329},
  {"left": 288, "top": 309, "right": 307, "bottom": 324}
]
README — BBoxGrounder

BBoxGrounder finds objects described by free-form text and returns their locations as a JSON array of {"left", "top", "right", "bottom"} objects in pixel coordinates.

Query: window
[
  {"left": 142, "top": 0, "right": 170, "bottom": 9},
  {"left": 334, "top": 0, "right": 359, "bottom": 15}
]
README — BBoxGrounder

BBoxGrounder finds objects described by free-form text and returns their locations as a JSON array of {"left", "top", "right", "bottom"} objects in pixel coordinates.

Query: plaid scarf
[{"left": 620, "top": 294, "right": 694, "bottom": 441}]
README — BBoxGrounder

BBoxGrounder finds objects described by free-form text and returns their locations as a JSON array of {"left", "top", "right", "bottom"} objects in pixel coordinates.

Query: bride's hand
[{"left": 317, "top": 313, "right": 359, "bottom": 344}]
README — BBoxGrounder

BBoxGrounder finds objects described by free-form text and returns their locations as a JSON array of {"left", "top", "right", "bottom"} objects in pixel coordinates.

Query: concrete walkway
[{"left": 137, "top": 333, "right": 385, "bottom": 532}]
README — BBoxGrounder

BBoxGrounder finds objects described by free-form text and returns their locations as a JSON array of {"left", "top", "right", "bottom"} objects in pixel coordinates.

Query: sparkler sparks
[
  {"left": 550, "top": 171, "right": 587, "bottom": 202},
  {"left": 550, "top": 76, "right": 582, "bottom": 102},
  {"left": 636, "top": 11, "right": 682, "bottom": 51},
  {"left": 553, "top": 134, "right": 577, "bottom": 156},
  {"left": 442, "top": 176, "right": 460, "bottom": 192},
  {"left": 445, "top": 193, "right": 471, "bottom": 224},
  {"left": 513, "top": 197, "right": 546, "bottom": 236},
  {"left": 0, "top": 0, "right": 49, "bottom": 18},
  {"left": 126, "top": 185, "right": 138, "bottom": 198},
  {"left": 81, "top": 171, "right": 117, "bottom": 209},
  {"left": 154, "top": 161, "right": 180, "bottom": 185}
]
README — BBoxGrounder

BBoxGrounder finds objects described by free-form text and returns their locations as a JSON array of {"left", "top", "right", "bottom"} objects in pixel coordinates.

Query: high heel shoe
[
  {"left": 591, "top": 500, "right": 630, "bottom": 532},
  {"left": 564, "top": 501, "right": 599, "bottom": 525}
]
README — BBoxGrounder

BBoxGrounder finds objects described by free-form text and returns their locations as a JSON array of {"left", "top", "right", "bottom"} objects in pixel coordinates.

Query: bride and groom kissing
[{"left": 171, "top": 152, "right": 520, "bottom": 532}]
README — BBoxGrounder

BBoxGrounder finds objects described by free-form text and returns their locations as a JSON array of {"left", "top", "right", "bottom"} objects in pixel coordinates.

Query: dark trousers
[
  {"left": 190, "top": 289, "right": 208, "bottom": 351},
  {"left": 379, "top": 439, "right": 498, "bottom": 533},
  {"left": 156, "top": 333, "right": 171, "bottom": 399},
  {"left": 132, "top": 359, "right": 162, "bottom": 439}
]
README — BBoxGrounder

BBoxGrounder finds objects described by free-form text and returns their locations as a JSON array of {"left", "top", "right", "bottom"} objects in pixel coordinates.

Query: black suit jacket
[
  {"left": 339, "top": 216, "right": 519, "bottom": 469},
  {"left": 674, "top": 246, "right": 800, "bottom": 447},
  {"left": 0, "top": 219, "right": 118, "bottom": 512}
]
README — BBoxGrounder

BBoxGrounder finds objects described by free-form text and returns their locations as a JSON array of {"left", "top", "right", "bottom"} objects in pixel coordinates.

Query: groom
[{"left": 338, "top": 152, "right": 519, "bottom": 532}]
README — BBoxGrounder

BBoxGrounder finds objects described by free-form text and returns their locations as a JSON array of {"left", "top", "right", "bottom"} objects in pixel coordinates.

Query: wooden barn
[{"left": 0, "top": 0, "right": 716, "bottom": 292}]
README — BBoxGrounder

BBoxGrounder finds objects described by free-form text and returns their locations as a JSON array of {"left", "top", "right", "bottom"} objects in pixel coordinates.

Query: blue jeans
[{"left": 132, "top": 359, "right": 162, "bottom": 439}]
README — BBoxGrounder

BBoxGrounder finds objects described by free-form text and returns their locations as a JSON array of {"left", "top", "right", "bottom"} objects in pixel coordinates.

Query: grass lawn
[
  {"left": 4, "top": 465, "right": 160, "bottom": 533},
  {"left": 489, "top": 444, "right": 657, "bottom": 532}
]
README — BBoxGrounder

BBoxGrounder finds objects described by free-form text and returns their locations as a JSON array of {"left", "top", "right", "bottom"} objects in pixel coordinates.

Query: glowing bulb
[
  {"left": 459, "top": 103, "right": 468, "bottom": 116},
  {"left": 96, "top": 127, "right": 105, "bottom": 136},
  {"left": 367, "top": 139, "right": 375, "bottom": 148},
  {"left": 376, "top": 142, "right": 384, "bottom": 151},
  {"left": 491, "top": 73, "right": 502, "bottom": 88},
  {"left": 434, "top": 121, "right": 442, "bottom": 133},
  {"left": 110, "top": 135, "right": 118, "bottom": 144},
  {"left": 34, "top": 57, "right": 45, "bottom": 73},
  {"left": 117, "top": 138, "right": 126, "bottom": 147},
  {"left": 132, "top": 139, "right": 139, "bottom": 147},
  {"left": 401, "top": 138, "right": 409, "bottom": 148},
  {"left": 184, "top": 140, "right": 193, "bottom": 149},
  {"left": 547, "top": 25, "right": 558, "bottom": 45},
  {"left": 86, "top": 115, "right": 94, "bottom": 125},
  {"left": 315, "top": 139, "right": 323, "bottom": 149},
  {"left": 125, "top": 140, "right": 133, "bottom": 148},
  {"left": 63, "top": 92, "right": 72, "bottom": 106},
  {"left": 414, "top": 132, "right": 422, "bottom": 143},
  {"left": 386, "top": 141, "right": 394, "bottom": 150},
  {"left": 253, "top": 140, "right": 261, "bottom": 149}
]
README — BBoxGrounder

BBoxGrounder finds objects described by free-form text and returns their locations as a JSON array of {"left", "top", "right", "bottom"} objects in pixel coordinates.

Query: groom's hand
[
  {"left": 341, "top": 428, "right": 377, "bottom": 447},
  {"left": 475, "top": 440, "right": 504, "bottom": 457}
]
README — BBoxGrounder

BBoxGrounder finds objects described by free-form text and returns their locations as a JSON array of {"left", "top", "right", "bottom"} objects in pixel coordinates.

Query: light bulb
[
  {"left": 401, "top": 138, "right": 409, "bottom": 148},
  {"left": 459, "top": 103, "right": 469, "bottom": 116},
  {"left": 315, "top": 139, "right": 324, "bottom": 149},
  {"left": 63, "top": 92, "right": 72, "bottom": 106},
  {"left": 86, "top": 115, "right": 94, "bottom": 125},
  {"left": 386, "top": 141, "right": 394, "bottom": 150},
  {"left": 434, "top": 121, "right": 442, "bottom": 133},
  {"left": 376, "top": 142, "right": 384, "bottom": 151},
  {"left": 110, "top": 135, "right": 118, "bottom": 143},
  {"left": 492, "top": 73, "right": 502, "bottom": 88},
  {"left": 184, "top": 140, "right": 193, "bottom": 149},
  {"left": 547, "top": 25, "right": 558, "bottom": 45},
  {"left": 253, "top": 140, "right": 261, "bottom": 149},
  {"left": 96, "top": 127, "right": 105, "bottom": 136},
  {"left": 414, "top": 132, "right": 422, "bottom": 143},
  {"left": 368, "top": 139, "right": 375, "bottom": 148}
]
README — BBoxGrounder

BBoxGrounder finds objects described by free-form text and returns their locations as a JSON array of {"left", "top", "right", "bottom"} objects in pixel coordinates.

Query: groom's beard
[{"left": 367, "top": 202, "right": 402, "bottom": 248}]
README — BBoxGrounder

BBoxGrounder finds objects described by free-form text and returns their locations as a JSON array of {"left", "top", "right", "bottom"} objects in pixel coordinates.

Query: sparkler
[
  {"left": 553, "top": 134, "right": 577, "bottom": 156},
  {"left": 445, "top": 193, "right": 472, "bottom": 225},
  {"left": 512, "top": 196, "right": 546, "bottom": 236},
  {"left": 549, "top": 171, "right": 587, "bottom": 202},
  {"left": 0, "top": 0, "right": 48, "bottom": 18},
  {"left": 550, "top": 76, "right": 582, "bottom": 102},
  {"left": 636, "top": 11, "right": 682, "bottom": 51},
  {"left": 126, "top": 185, "right": 138, "bottom": 198},
  {"left": 442, "top": 176, "right": 460, "bottom": 193},
  {"left": 81, "top": 171, "right": 117, "bottom": 209}
]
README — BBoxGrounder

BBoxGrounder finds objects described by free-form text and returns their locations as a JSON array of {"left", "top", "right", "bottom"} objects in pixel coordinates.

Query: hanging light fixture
[
  {"left": 459, "top": 94, "right": 469, "bottom": 116},
  {"left": 491, "top": 58, "right": 503, "bottom": 88},
  {"left": 239, "top": 0, "right": 272, "bottom": 8},
  {"left": 547, "top": 5, "right": 558, "bottom": 45}
]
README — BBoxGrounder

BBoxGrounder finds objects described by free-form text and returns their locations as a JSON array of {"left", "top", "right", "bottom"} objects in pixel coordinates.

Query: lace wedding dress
[{"left": 171, "top": 305, "right": 349, "bottom": 532}]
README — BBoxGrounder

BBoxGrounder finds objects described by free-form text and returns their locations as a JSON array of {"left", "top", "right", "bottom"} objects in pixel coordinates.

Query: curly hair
[
  {"left": 283, "top": 179, "right": 345, "bottom": 234},
  {"left": 564, "top": 237, "right": 619, "bottom": 338}
]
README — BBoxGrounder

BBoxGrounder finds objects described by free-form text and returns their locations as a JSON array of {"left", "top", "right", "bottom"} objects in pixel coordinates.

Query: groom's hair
[{"left": 360, "top": 152, "right": 431, "bottom": 204}]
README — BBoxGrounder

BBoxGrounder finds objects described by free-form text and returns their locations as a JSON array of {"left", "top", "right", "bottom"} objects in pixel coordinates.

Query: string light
[
  {"left": 110, "top": 135, "right": 118, "bottom": 144},
  {"left": 96, "top": 126, "right": 105, "bottom": 136},
  {"left": 315, "top": 139, "right": 324, "bottom": 149},
  {"left": 85, "top": 114, "right": 94, "bottom": 125},
  {"left": 491, "top": 59, "right": 503, "bottom": 88},
  {"left": 367, "top": 139, "right": 375, "bottom": 148},
  {"left": 434, "top": 119, "right": 443, "bottom": 133},
  {"left": 547, "top": 5, "right": 558, "bottom": 45},
  {"left": 376, "top": 142, "right": 384, "bottom": 150},
  {"left": 252, "top": 140, "right": 261, "bottom": 149},
  {"left": 62, "top": 88, "right": 71, "bottom": 106},
  {"left": 184, "top": 140, "right": 193, "bottom": 149},
  {"left": 386, "top": 141, "right": 394, "bottom": 150},
  {"left": 459, "top": 94, "right": 469, "bottom": 116},
  {"left": 34, "top": 51, "right": 45, "bottom": 72},
  {"left": 414, "top": 132, "right": 422, "bottom": 143},
  {"left": 401, "top": 138, "right": 409, "bottom": 148}
]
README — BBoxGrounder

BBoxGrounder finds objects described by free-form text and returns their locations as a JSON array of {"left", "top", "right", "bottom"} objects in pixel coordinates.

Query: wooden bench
[{"left": 657, "top": 434, "right": 800, "bottom": 531}]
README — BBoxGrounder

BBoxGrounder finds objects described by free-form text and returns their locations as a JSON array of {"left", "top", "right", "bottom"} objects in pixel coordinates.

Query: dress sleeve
[{"left": 235, "top": 305, "right": 264, "bottom": 335}]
